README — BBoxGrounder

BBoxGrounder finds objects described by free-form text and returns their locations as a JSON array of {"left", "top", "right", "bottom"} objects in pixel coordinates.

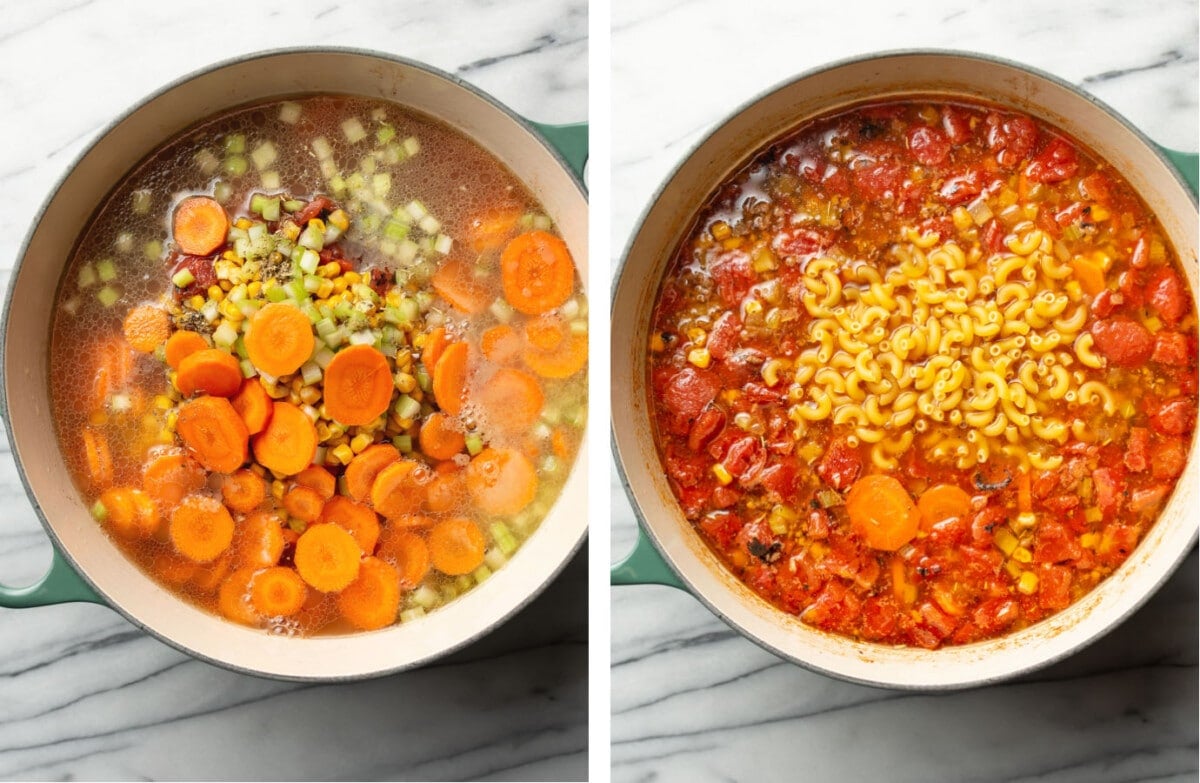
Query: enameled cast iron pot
[
  {"left": 611, "top": 51, "right": 1198, "bottom": 690},
  {"left": 0, "top": 48, "right": 588, "bottom": 681}
]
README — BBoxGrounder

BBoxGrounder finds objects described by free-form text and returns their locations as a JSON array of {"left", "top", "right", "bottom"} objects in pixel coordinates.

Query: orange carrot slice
[
  {"left": 222, "top": 469, "right": 266, "bottom": 514},
  {"left": 522, "top": 314, "right": 587, "bottom": 379},
  {"left": 418, "top": 412, "right": 465, "bottom": 461},
  {"left": 165, "top": 330, "right": 209, "bottom": 370},
  {"left": 170, "top": 494, "right": 236, "bottom": 562},
  {"left": 294, "top": 523, "right": 362, "bottom": 592},
  {"left": 250, "top": 566, "right": 308, "bottom": 617},
  {"left": 143, "top": 451, "right": 206, "bottom": 509},
  {"left": 425, "top": 465, "right": 464, "bottom": 514},
  {"left": 176, "top": 348, "right": 243, "bottom": 398},
  {"left": 428, "top": 517, "right": 486, "bottom": 576},
  {"left": 499, "top": 230, "right": 574, "bottom": 315},
  {"left": 916, "top": 483, "right": 973, "bottom": 531},
  {"left": 432, "top": 257, "right": 494, "bottom": 314},
  {"left": 89, "top": 337, "right": 134, "bottom": 413},
  {"left": 466, "top": 206, "right": 523, "bottom": 254},
  {"left": 423, "top": 326, "right": 450, "bottom": 371},
  {"left": 477, "top": 368, "right": 544, "bottom": 433},
  {"left": 122, "top": 305, "right": 171, "bottom": 354},
  {"left": 252, "top": 401, "right": 318, "bottom": 476},
  {"left": 344, "top": 443, "right": 400, "bottom": 502},
  {"left": 218, "top": 567, "right": 261, "bottom": 626},
  {"left": 370, "top": 459, "right": 431, "bottom": 520},
  {"left": 237, "top": 511, "right": 285, "bottom": 568},
  {"left": 173, "top": 196, "right": 230, "bottom": 256},
  {"left": 98, "top": 487, "right": 160, "bottom": 539},
  {"left": 231, "top": 378, "right": 272, "bottom": 435},
  {"left": 176, "top": 396, "right": 249, "bottom": 473},
  {"left": 323, "top": 344, "right": 394, "bottom": 426},
  {"left": 481, "top": 324, "right": 521, "bottom": 365},
  {"left": 432, "top": 341, "right": 469, "bottom": 415},
  {"left": 82, "top": 427, "right": 114, "bottom": 490},
  {"left": 466, "top": 447, "right": 537, "bottom": 516},
  {"left": 294, "top": 465, "right": 336, "bottom": 500},
  {"left": 319, "top": 495, "right": 381, "bottom": 555},
  {"left": 151, "top": 550, "right": 199, "bottom": 586},
  {"left": 189, "top": 554, "right": 232, "bottom": 595},
  {"left": 283, "top": 484, "right": 326, "bottom": 523},
  {"left": 337, "top": 557, "right": 402, "bottom": 631},
  {"left": 846, "top": 475, "right": 921, "bottom": 551},
  {"left": 377, "top": 529, "right": 431, "bottom": 588},
  {"left": 245, "top": 303, "right": 314, "bottom": 378}
]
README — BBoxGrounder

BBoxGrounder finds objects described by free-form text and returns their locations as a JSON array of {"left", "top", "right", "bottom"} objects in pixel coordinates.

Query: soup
[
  {"left": 647, "top": 99, "right": 1195, "bottom": 648},
  {"left": 50, "top": 96, "right": 587, "bottom": 635}
]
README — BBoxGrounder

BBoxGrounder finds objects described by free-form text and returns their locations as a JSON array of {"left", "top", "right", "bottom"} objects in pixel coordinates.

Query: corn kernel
[
  {"left": 951, "top": 206, "right": 973, "bottom": 231},
  {"left": 219, "top": 280, "right": 232, "bottom": 292},
  {"left": 686, "top": 327, "right": 707, "bottom": 346},
  {"left": 710, "top": 221, "right": 731, "bottom": 241},
  {"left": 223, "top": 249, "right": 239, "bottom": 261},
  {"left": 1080, "top": 532, "right": 1101, "bottom": 549},
  {"left": 1014, "top": 512, "right": 1038, "bottom": 530},
  {"left": 1012, "top": 546, "right": 1033, "bottom": 564},
  {"left": 271, "top": 479, "right": 286, "bottom": 500},
  {"left": 206, "top": 285, "right": 225, "bottom": 302},
  {"left": 649, "top": 333, "right": 666, "bottom": 353},
  {"left": 153, "top": 395, "right": 174, "bottom": 410},
  {"left": 394, "top": 372, "right": 417, "bottom": 394},
  {"left": 282, "top": 221, "right": 301, "bottom": 241},
  {"left": 385, "top": 290, "right": 403, "bottom": 308},
  {"left": 1089, "top": 205, "right": 1110, "bottom": 222},
  {"left": 156, "top": 429, "right": 175, "bottom": 444},
  {"left": 188, "top": 295, "right": 206, "bottom": 310},
  {"left": 744, "top": 300, "right": 763, "bottom": 317},
  {"left": 344, "top": 271, "right": 361, "bottom": 285},
  {"left": 234, "top": 217, "right": 252, "bottom": 230},
  {"left": 220, "top": 300, "right": 244, "bottom": 321},
  {"left": 332, "top": 443, "right": 355, "bottom": 465},
  {"left": 1017, "top": 571, "right": 1039, "bottom": 595},
  {"left": 247, "top": 281, "right": 263, "bottom": 298},
  {"left": 1004, "top": 559, "right": 1023, "bottom": 579},
  {"left": 350, "top": 433, "right": 373, "bottom": 454},
  {"left": 993, "top": 527, "right": 1019, "bottom": 556},
  {"left": 333, "top": 278, "right": 348, "bottom": 294},
  {"left": 320, "top": 262, "right": 342, "bottom": 278},
  {"left": 328, "top": 209, "right": 350, "bottom": 232},
  {"left": 299, "top": 386, "right": 321, "bottom": 405},
  {"left": 1084, "top": 507, "right": 1103, "bottom": 524},
  {"left": 687, "top": 347, "right": 711, "bottom": 369},
  {"left": 711, "top": 462, "right": 733, "bottom": 485}
]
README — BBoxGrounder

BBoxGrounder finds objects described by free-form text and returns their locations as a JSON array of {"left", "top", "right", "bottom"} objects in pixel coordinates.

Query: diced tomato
[
  {"left": 1117, "top": 268, "right": 1143, "bottom": 306},
  {"left": 918, "top": 600, "right": 959, "bottom": 640},
  {"left": 1098, "top": 523, "right": 1140, "bottom": 567},
  {"left": 1151, "top": 331, "right": 1191, "bottom": 366},
  {"left": 1150, "top": 436, "right": 1187, "bottom": 481},
  {"left": 1146, "top": 266, "right": 1190, "bottom": 326},
  {"left": 938, "top": 170, "right": 984, "bottom": 205},
  {"left": 698, "top": 510, "right": 743, "bottom": 550},
  {"left": 1038, "top": 565, "right": 1072, "bottom": 611},
  {"left": 709, "top": 249, "right": 755, "bottom": 305},
  {"left": 1079, "top": 171, "right": 1112, "bottom": 203},
  {"left": 292, "top": 195, "right": 335, "bottom": 225},
  {"left": 1149, "top": 397, "right": 1195, "bottom": 436},
  {"left": 707, "top": 311, "right": 741, "bottom": 360},
  {"left": 1125, "top": 427, "right": 1150, "bottom": 473},
  {"left": 972, "top": 597, "right": 1019, "bottom": 636},
  {"left": 981, "top": 219, "right": 1006, "bottom": 254},
  {"left": 986, "top": 113, "right": 1038, "bottom": 168},
  {"left": 1033, "top": 469, "right": 1060, "bottom": 499},
  {"left": 661, "top": 367, "right": 721, "bottom": 421},
  {"left": 722, "top": 436, "right": 767, "bottom": 484},
  {"left": 1054, "top": 201, "right": 1087, "bottom": 227},
  {"left": 676, "top": 485, "right": 711, "bottom": 518},
  {"left": 801, "top": 581, "right": 860, "bottom": 634},
  {"left": 1092, "top": 467, "right": 1125, "bottom": 519},
  {"left": 942, "top": 105, "right": 974, "bottom": 144},
  {"left": 1090, "top": 317, "right": 1154, "bottom": 367},
  {"left": 907, "top": 125, "right": 950, "bottom": 166},
  {"left": 1130, "top": 234, "right": 1151, "bottom": 269},
  {"left": 815, "top": 439, "right": 862, "bottom": 490},
  {"left": 805, "top": 507, "right": 831, "bottom": 540},
  {"left": 1089, "top": 289, "right": 1121, "bottom": 319},
  {"left": 687, "top": 405, "right": 726, "bottom": 452},
  {"left": 851, "top": 158, "right": 906, "bottom": 201},
  {"left": 170, "top": 254, "right": 218, "bottom": 299},
  {"left": 741, "top": 382, "right": 783, "bottom": 404},
  {"left": 1128, "top": 484, "right": 1169, "bottom": 515},
  {"left": 1043, "top": 494, "right": 1080, "bottom": 516},
  {"left": 970, "top": 506, "right": 1007, "bottom": 544},
  {"left": 1026, "top": 137, "right": 1079, "bottom": 183},
  {"left": 773, "top": 227, "right": 834, "bottom": 258},
  {"left": 1034, "top": 521, "right": 1082, "bottom": 564},
  {"left": 711, "top": 484, "right": 741, "bottom": 509},
  {"left": 759, "top": 460, "right": 799, "bottom": 503},
  {"left": 859, "top": 595, "right": 901, "bottom": 641},
  {"left": 664, "top": 445, "right": 707, "bottom": 488}
]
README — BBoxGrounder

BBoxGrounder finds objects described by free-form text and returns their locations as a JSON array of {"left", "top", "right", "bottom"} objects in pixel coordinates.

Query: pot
[
  {"left": 0, "top": 48, "right": 588, "bottom": 681},
  {"left": 611, "top": 50, "right": 1197, "bottom": 690}
]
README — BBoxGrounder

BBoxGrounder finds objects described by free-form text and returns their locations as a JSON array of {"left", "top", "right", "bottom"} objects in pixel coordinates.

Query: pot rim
[
  {"left": 3, "top": 46, "right": 588, "bottom": 681},
  {"left": 611, "top": 48, "right": 1198, "bottom": 690}
]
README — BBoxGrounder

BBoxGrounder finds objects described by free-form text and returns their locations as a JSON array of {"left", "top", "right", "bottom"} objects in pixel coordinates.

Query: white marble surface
[
  {"left": 610, "top": 1, "right": 1198, "bottom": 781},
  {"left": 0, "top": 1, "right": 587, "bottom": 780}
]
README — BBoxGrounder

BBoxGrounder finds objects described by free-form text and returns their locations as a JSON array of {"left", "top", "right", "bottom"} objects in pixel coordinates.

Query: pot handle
[
  {"left": 1157, "top": 145, "right": 1199, "bottom": 195},
  {"left": 530, "top": 121, "right": 588, "bottom": 183},
  {"left": 0, "top": 546, "right": 103, "bottom": 607},
  {"left": 611, "top": 525, "right": 685, "bottom": 589}
]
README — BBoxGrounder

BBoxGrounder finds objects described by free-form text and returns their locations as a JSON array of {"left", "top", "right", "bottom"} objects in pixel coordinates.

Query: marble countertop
[
  {"left": 0, "top": 1, "right": 587, "bottom": 780},
  {"left": 610, "top": 1, "right": 1198, "bottom": 781}
]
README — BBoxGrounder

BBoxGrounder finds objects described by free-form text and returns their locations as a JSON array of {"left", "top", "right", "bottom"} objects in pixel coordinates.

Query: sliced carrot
[
  {"left": 237, "top": 510, "right": 285, "bottom": 568},
  {"left": 428, "top": 517, "right": 486, "bottom": 576},
  {"left": 245, "top": 303, "right": 315, "bottom": 378},
  {"left": 370, "top": 459, "right": 431, "bottom": 520},
  {"left": 123, "top": 305, "right": 171, "bottom": 354},
  {"left": 176, "top": 395, "right": 249, "bottom": 473},
  {"left": 250, "top": 566, "right": 308, "bottom": 617},
  {"left": 294, "top": 523, "right": 362, "bottom": 592},
  {"left": 173, "top": 196, "right": 230, "bottom": 256},
  {"left": 423, "top": 326, "right": 450, "bottom": 371},
  {"left": 465, "top": 447, "right": 538, "bottom": 516},
  {"left": 142, "top": 451, "right": 206, "bottom": 509},
  {"left": 222, "top": 469, "right": 266, "bottom": 514},
  {"left": 432, "top": 257, "right": 494, "bottom": 315},
  {"left": 916, "top": 483, "right": 972, "bottom": 531},
  {"left": 377, "top": 529, "right": 431, "bottom": 588},
  {"left": 231, "top": 377, "right": 272, "bottom": 435},
  {"left": 294, "top": 589, "right": 336, "bottom": 635},
  {"left": 846, "top": 475, "right": 921, "bottom": 551},
  {"left": 344, "top": 443, "right": 400, "bottom": 502},
  {"left": 551, "top": 427, "right": 572, "bottom": 460},
  {"left": 1070, "top": 256, "right": 1106, "bottom": 295},
  {"left": 252, "top": 401, "right": 318, "bottom": 476},
  {"left": 150, "top": 550, "right": 199, "bottom": 586},
  {"left": 323, "top": 344, "right": 394, "bottom": 426},
  {"left": 1017, "top": 470, "right": 1033, "bottom": 514},
  {"left": 388, "top": 514, "right": 436, "bottom": 529},
  {"left": 481, "top": 324, "right": 521, "bottom": 365},
  {"left": 283, "top": 484, "right": 326, "bottom": 523},
  {"left": 522, "top": 314, "right": 587, "bottom": 379},
  {"left": 477, "top": 368, "right": 544, "bottom": 433},
  {"left": 82, "top": 427, "right": 114, "bottom": 490},
  {"left": 294, "top": 465, "right": 336, "bottom": 500},
  {"left": 189, "top": 554, "right": 232, "bottom": 595},
  {"left": 337, "top": 557, "right": 402, "bottom": 631},
  {"left": 432, "top": 341, "right": 470, "bottom": 415},
  {"left": 176, "top": 348, "right": 243, "bottom": 398},
  {"left": 90, "top": 338, "right": 134, "bottom": 413},
  {"left": 218, "top": 567, "right": 261, "bottom": 626},
  {"left": 466, "top": 206, "right": 523, "bottom": 253},
  {"left": 424, "top": 467, "right": 464, "bottom": 514},
  {"left": 165, "top": 330, "right": 209, "bottom": 370},
  {"left": 418, "top": 412, "right": 465, "bottom": 461},
  {"left": 98, "top": 487, "right": 159, "bottom": 539},
  {"left": 170, "top": 494, "right": 236, "bottom": 562},
  {"left": 319, "top": 495, "right": 381, "bottom": 554},
  {"left": 499, "top": 230, "right": 574, "bottom": 315}
]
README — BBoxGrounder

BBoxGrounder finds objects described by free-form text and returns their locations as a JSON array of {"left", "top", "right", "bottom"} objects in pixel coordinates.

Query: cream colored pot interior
[
  {"left": 6, "top": 50, "right": 587, "bottom": 680},
  {"left": 612, "top": 52, "right": 1197, "bottom": 688}
]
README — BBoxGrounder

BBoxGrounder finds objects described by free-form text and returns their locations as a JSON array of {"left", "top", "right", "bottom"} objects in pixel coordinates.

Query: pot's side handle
[
  {"left": 0, "top": 547, "right": 103, "bottom": 607},
  {"left": 529, "top": 122, "right": 588, "bottom": 183},
  {"left": 1158, "top": 145, "right": 1199, "bottom": 196},
  {"left": 611, "top": 525, "right": 686, "bottom": 589}
]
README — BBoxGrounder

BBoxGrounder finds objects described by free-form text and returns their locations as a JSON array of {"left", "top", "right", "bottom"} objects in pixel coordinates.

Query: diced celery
[
  {"left": 265, "top": 284, "right": 289, "bottom": 303},
  {"left": 300, "top": 362, "right": 322, "bottom": 386},
  {"left": 300, "top": 300, "right": 321, "bottom": 324},
  {"left": 311, "top": 136, "right": 333, "bottom": 160},
  {"left": 250, "top": 193, "right": 269, "bottom": 215},
  {"left": 490, "top": 522, "right": 518, "bottom": 556},
  {"left": 400, "top": 608, "right": 426, "bottom": 624},
  {"left": 484, "top": 547, "right": 508, "bottom": 571},
  {"left": 322, "top": 327, "right": 347, "bottom": 348},
  {"left": 303, "top": 275, "right": 322, "bottom": 294},
  {"left": 278, "top": 102, "right": 302, "bottom": 124},
  {"left": 465, "top": 433, "right": 484, "bottom": 456},
  {"left": 224, "top": 155, "right": 248, "bottom": 177},
  {"left": 393, "top": 394, "right": 421, "bottom": 420},
  {"left": 359, "top": 155, "right": 376, "bottom": 175},
  {"left": 96, "top": 258, "right": 117, "bottom": 282},
  {"left": 283, "top": 198, "right": 306, "bottom": 213},
  {"left": 213, "top": 181, "right": 234, "bottom": 203},
  {"left": 402, "top": 136, "right": 420, "bottom": 156},
  {"left": 96, "top": 285, "right": 120, "bottom": 307},
  {"left": 415, "top": 366, "right": 432, "bottom": 393},
  {"left": 351, "top": 283, "right": 378, "bottom": 303},
  {"left": 234, "top": 335, "right": 249, "bottom": 359},
  {"left": 349, "top": 329, "right": 376, "bottom": 347},
  {"left": 78, "top": 264, "right": 97, "bottom": 289},
  {"left": 455, "top": 575, "right": 473, "bottom": 593},
  {"left": 193, "top": 149, "right": 220, "bottom": 175},
  {"left": 299, "top": 249, "right": 321, "bottom": 275},
  {"left": 395, "top": 239, "right": 419, "bottom": 265},
  {"left": 569, "top": 319, "right": 588, "bottom": 335},
  {"left": 288, "top": 279, "right": 308, "bottom": 302},
  {"left": 260, "top": 197, "right": 281, "bottom": 221},
  {"left": 376, "top": 124, "right": 396, "bottom": 145},
  {"left": 532, "top": 214, "right": 553, "bottom": 231},
  {"left": 312, "top": 346, "right": 335, "bottom": 369},
  {"left": 433, "top": 234, "right": 453, "bottom": 255},
  {"left": 315, "top": 317, "right": 338, "bottom": 340},
  {"left": 383, "top": 219, "right": 409, "bottom": 242},
  {"left": 201, "top": 299, "right": 220, "bottom": 323},
  {"left": 224, "top": 133, "right": 246, "bottom": 154},
  {"left": 393, "top": 434, "right": 413, "bottom": 453},
  {"left": 341, "top": 117, "right": 367, "bottom": 144},
  {"left": 560, "top": 298, "right": 581, "bottom": 319},
  {"left": 250, "top": 140, "right": 277, "bottom": 171},
  {"left": 91, "top": 499, "right": 108, "bottom": 522},
  {"left": 114, "top": 232, "right": 134, "bottom": 254},
  {"left": 109, "top": 393, "right": 131, "bottom": 413},
  {"left": 212, "top": 321, "right": 239, "bottom": 348},
  {"left": 418, "top": 215, "right": 441, "bottom": 235},
  {"left": 131, "top": 189, "right": 152, "bottom": 214},
  {"left": 372, "top": 172, "right": 391, "bottom": 198},
  {"left": 405, "top": 200, "right": 428, "bottom": 221},
  {"left": 473, "top": 565, "right": 492, "bottom": 585},
  {"left": 411, "top": 584, "right": 439, "bottom": 609},
  {"left": 298, "top": 225, "right": 325, "bottom": 252},
  {"left": 489, "top": 298, "right": 514, "bottom": 323}
]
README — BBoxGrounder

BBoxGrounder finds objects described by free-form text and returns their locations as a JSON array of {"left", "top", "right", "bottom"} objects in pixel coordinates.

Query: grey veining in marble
[
  {"left": 611, "top": 1, "right": 1198, "bottom": 781},
  {"left": 0, "top": 1, "right": 587, "bottom": 780}
]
